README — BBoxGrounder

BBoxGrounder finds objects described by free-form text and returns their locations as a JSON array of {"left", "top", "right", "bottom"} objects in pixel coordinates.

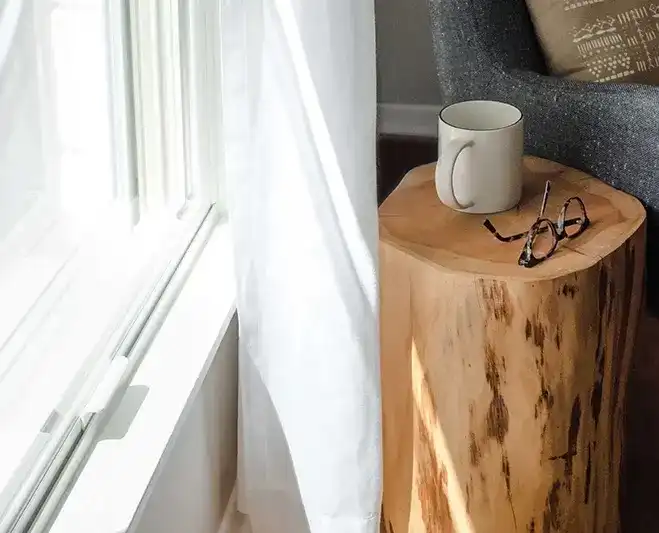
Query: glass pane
[
  {"left": 0, "top": 0, "right": 50, "bottom": 238},
  {"left": 0, "top": 0, "right": 126, "bottom": 523},
  {"left": 0, "top": 0, "right": 121, "bottom": 347},
  {"left": 51, "top": 0, "right": 115, "bottom": 212}
]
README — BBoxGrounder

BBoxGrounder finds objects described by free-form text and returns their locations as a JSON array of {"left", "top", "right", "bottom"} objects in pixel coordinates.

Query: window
[{"left": 0, "top": 1, "right": 222, "bottom": 530}]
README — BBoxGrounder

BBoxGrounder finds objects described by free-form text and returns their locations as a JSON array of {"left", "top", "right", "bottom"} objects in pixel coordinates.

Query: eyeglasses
[{"left": 483, "top": 181, "right": 590, "bottom": 267}]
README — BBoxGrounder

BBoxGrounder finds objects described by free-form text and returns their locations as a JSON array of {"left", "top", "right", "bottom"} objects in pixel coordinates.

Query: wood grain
[
  {"left": 380, "top": 157, "right": 644, "bottom": 280},
  {"left": 380, "top": 157, "right": 646, "bottom": 533}
]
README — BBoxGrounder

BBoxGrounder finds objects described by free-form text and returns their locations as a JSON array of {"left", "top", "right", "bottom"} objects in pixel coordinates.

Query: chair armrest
[{"left": 488, "top": 69, "right": 659, "bottom": 206}]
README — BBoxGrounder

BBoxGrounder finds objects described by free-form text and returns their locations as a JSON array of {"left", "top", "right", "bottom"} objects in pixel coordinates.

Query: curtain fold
[{"left": 220, "top": 0, "right": 381, "bottom": 532}]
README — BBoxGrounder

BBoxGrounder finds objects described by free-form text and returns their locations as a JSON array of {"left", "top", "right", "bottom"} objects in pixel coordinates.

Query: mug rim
[{"left": 439, "top": 100, "right": 523, "bottom": 132}]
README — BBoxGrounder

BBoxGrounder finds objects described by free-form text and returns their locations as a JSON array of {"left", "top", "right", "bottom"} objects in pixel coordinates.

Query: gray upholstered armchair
[{"left": 427, "top": 0, "right": 659, "bottom": 306}]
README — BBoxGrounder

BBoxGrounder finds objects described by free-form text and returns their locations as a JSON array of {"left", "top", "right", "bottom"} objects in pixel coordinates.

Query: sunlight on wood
[{"left": 411, "top": 340, "right": 476, "bottom": 533}]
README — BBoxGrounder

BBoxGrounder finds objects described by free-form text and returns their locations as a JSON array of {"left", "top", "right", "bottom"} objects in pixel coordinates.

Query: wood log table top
[{"left": 379, "top": 156, "right": 646, "bottom": 280}]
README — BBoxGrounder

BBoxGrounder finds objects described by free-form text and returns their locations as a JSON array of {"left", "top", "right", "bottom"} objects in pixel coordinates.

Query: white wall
[
  {"left": 128, "top": 316, "right": 239, "bottom": 533},
  {"left": 375, "top": 0, "right": 440, "bottom": 105}
]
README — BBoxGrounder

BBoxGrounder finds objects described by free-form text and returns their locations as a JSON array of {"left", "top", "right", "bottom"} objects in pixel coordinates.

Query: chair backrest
[{"left": 427, "top": 0, "right": 547, "bottom": 103}]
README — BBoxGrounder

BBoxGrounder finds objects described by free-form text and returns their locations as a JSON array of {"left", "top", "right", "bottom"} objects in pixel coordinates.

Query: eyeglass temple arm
[
  {"left": 484, "top": 180, "right": 581, "bottom": 244},
  {"left": 482, "top": 219, "right": 527, "bottom": 242},
  {"left": 539, "top": 181, "right": 552, "bottom": 218},
  {"left": 488, "top": 181, "right": 551, "bottom": 242},
  {"left": 484, "top": 217, "right": 582, "bottom": 243}
]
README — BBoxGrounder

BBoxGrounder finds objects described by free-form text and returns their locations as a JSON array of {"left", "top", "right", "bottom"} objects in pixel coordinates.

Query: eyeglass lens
[
  {"left": 529, "top": 219, "right": 557, "bottom": 261},
  {"left": 561, "top": 197, "right": 588, "bottom": 238}
]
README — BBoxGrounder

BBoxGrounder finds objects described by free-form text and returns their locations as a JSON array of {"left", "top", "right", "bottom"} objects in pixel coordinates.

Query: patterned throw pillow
[{"left": 524, "top": 0, "right": 659, "bottom": 83}]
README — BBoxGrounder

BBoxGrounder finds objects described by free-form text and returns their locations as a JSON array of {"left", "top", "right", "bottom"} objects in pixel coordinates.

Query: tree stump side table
[{"left": 379, "top": 157, "right": 646, "bottom": 533}]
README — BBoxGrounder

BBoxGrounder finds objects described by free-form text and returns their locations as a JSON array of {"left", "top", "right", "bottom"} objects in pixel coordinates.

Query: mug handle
[{"left": 435, "top": 139, "right": 475, "bottom": 210}]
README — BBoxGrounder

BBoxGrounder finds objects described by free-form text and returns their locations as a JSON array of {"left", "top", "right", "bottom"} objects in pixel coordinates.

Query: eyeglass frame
[{"left": 482, "top": 181, "right": 590, "bottom": 268}]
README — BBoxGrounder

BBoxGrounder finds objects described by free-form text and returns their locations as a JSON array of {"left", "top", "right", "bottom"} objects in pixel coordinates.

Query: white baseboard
[
  {"left": 217, "top": 486, "right": 238, "bottom": 533},
  {"left": 377, "top": 103, "right": 441, "bottom": 137}
]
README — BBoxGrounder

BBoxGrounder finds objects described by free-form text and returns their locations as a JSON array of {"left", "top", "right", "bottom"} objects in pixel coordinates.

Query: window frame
[{"left": 0, "top": 1, "right": 224, "bottom": 531}]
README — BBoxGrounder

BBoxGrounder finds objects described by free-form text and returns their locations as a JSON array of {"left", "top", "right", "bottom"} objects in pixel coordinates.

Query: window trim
[
  {"left": 0, "top": 205, "right": 216, "bottom": 533},
  {"left": 105, "top": 0, "right": 139, "bottom": 223},
  {"left": 28, "top": 206, "right": 225, "bottom": 533},
  {"left": 43, "top": 219, "right": 236, "bottom": 533}
]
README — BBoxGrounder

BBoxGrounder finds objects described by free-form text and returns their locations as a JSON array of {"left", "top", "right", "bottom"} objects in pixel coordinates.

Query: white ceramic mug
[{"left": 436, "top": 100, "right": 524, "bottom": 214}]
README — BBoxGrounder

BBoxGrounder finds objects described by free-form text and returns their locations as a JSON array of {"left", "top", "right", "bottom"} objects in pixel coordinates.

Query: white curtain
[{"left": 220, "top": 0, "right": 381, "bottom": 532}]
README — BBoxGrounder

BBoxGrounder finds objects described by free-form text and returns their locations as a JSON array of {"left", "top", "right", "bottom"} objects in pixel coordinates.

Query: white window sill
[{"left": 47, "top": 220, "right": 237, "bottom": 533}]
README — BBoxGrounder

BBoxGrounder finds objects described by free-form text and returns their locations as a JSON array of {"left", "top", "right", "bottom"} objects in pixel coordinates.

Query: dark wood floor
[
  {"left": 377, "top": 135, "right": 436, "bottom": 205},
  {"left": 377, "top": 134, "right": 659, "bottom": 532}
]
